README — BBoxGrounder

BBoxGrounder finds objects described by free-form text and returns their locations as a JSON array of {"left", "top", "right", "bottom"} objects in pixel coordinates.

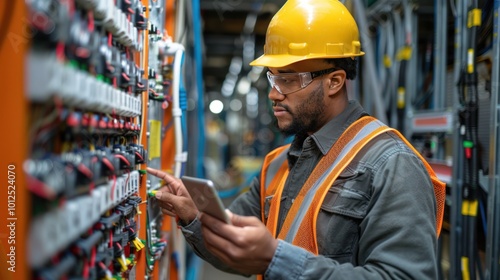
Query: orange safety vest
[{"left": 259, "top": 116, "right": 446, "bottom": 258}]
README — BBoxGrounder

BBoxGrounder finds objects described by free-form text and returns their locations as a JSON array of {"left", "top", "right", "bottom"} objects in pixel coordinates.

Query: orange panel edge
[
  {"left": 0, "top": 1, "right": 30, "bottom": 280},
  {"left": 161, "top": 0, "right": 180, "bottom": 279},
  {"left": 135, "top": 1, "right": 151, "bottom": 279}
]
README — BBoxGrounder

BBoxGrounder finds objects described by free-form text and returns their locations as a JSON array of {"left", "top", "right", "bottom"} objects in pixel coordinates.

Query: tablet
[{"left": 181, "top": 176, "right": 231, "bottom": 224}]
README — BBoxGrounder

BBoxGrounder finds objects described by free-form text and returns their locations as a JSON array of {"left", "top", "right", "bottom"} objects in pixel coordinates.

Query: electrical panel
[{"left": 0, "top": 0, "right": 185, "bottom": 279}]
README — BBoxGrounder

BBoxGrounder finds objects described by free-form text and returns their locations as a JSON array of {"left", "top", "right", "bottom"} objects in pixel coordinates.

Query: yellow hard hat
[{"left": 250, "top": 0, "right": 364, "bottom": 68}]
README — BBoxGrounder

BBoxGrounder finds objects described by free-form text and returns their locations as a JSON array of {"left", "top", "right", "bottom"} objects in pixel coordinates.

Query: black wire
[
  {"left": 463, "top": 1, "right": 480, "bottom": 278},
  {"left": 0, "top": 1, "right": 16, "bottom": 51},
  {"left": 476, "top": 243, "right": 485, "bottom": 280}
]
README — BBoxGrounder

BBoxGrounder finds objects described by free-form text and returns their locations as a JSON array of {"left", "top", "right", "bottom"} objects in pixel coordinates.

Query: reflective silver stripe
[
  {"left": 264, "top": 147, "right": 289, "bottom": 191},
  {"left": 285, "top": 120, "right": 386, "bottom": 243}
]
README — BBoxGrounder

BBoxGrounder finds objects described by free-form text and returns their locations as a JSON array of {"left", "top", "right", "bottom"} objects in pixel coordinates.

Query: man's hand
[
  {"left": 146, "top": 167, "right": 198, "bottom": 224},
  {"left": 200, "top": 210, "right": 278, "bottom": 275}
]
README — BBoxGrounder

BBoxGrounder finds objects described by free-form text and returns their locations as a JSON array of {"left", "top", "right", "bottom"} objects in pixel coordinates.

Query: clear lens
[{"left": 266, "top": 71, "right": 313, "bottom": 95}]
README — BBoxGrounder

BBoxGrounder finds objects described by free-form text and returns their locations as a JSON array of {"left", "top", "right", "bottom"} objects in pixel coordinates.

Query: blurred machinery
[{"left": 352, "top": 0, "right": 499, "bottom": 279}]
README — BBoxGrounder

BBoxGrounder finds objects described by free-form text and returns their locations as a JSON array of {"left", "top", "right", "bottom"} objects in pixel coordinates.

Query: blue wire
[
  {"left": 479, "top": 199, "right": 487, "bottom": 236},
  {"left": 179, "top": 51, "right": 188, "bottom": 176},
  {"left": 186, "top": 253, "right": 202, "bottom": 280},
  {"left": 192, "top": 0, "right": 206, "bottom": 178}
]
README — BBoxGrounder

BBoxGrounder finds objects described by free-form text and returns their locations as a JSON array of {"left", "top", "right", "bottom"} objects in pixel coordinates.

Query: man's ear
[{"left": 327, "top": 70, "right": 346, "bottom": 95}]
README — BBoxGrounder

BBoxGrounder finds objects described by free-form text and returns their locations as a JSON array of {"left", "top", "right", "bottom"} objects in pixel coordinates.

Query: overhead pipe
[{"left": 353, "top": 0, "right": 388, "bottom": 124}]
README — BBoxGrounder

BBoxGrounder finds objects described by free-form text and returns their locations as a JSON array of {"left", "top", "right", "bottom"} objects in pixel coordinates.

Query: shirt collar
[{"left": 289, "top": 100, "right": 368, "bottom": 156}]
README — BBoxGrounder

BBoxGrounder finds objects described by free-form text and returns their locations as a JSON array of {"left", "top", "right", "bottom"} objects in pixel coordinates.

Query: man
[{"left": 147, "top": 0, "right": 445, "bottom": 279}]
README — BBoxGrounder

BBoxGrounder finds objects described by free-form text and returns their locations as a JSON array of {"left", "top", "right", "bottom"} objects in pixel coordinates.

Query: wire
[
  {"left": 110, "top": 175, "right": 117, "bottom": 201},
  {"left": 102, "top": 157, "right": 115, "bottom": 172},
  {"left": 479, "top": 198, "right": 487, "bottom": 236},
  {"left": 114, "top": 154, "right": 131, "bottom": 166},
  {"left": 87, "top": 10, "right": 94, "bottom": 32},
  {"left": 135, "top": 151, "right": 144, "bottom": 162},
  {"left": 56, "top": 42, "right": 66, "bottom": 61},
  {"left": 449, "top": 0, "right": 457, "bottom": 18},
  {"left": 77, "top": 162, "right": 94, "bottom": 187},
  {"left": 149, "top": 88, "right": 159, "bottom": 96}
]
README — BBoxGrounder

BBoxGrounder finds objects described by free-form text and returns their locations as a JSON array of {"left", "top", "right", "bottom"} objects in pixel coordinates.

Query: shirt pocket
[{"left": 316, "top": 171, "right": 371, "bottom": 263}]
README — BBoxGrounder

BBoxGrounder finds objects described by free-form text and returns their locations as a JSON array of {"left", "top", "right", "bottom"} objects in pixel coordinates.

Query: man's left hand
[{"left": 200, "top": 210, "right": 278, "bottom": 275}]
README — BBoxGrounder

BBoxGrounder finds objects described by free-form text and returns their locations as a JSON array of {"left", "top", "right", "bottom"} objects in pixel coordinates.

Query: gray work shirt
[{"left": 181, "top": 100, "right": 438, "bottom": 279}]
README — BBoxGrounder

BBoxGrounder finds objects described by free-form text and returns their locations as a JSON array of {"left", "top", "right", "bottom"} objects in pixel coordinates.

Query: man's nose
[{"left": 268, "top": 86, "right": 285, "bottom": 102}]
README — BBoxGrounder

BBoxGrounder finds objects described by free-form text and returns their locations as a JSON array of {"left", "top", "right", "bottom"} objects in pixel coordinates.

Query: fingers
[
  {"left": 227, "top": 210, "right": 261, "bottom": 227},
  {"left": 155, "top": 190, "right": 183, "bottom": 210},
  {"left": 146, "top": 167, "right": 177, "bottom": 185},
  {"left": 200, "top": 213, "right": 243, "bottom": 242},
  {"left": 202, "top": 226, "right": 237, "bottom": 263}
]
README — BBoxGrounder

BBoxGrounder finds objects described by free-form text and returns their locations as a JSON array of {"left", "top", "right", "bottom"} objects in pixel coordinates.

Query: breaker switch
[{"left": 128, "top": 144, "right": 146, "bottom": 164}]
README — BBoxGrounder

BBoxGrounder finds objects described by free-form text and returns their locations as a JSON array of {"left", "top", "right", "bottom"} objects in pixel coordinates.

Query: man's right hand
[{"left": 146, "top": 167, "right": 199, "bottom": 224}]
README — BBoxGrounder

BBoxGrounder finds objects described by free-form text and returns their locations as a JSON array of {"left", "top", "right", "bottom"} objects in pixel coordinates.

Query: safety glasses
[{"left": 266, "top": 67, "right": 339, "bottom": 95}]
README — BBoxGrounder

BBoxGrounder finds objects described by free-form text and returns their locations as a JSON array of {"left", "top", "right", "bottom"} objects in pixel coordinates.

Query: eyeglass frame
[{"left": 266, "top": 67, "right": 340, "bottom": 95}]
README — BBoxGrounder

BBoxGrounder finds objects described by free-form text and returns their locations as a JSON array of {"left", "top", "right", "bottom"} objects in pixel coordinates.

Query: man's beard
[{"left": 273, "top": 83, "right": 326, "bottom": 137}]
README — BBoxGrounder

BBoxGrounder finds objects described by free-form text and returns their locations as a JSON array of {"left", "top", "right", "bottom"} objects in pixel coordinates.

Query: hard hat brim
[{"left": 250, "top": 52, "right": 365, "bottom": 68}]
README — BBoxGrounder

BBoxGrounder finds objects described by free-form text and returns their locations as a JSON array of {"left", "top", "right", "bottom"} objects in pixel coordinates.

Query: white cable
[
  {"left": 402, "top": 0, "right": 413, "bottom": 45},
  {"left": 162, "top": 41, "right": 186, "bottom": 179},
  {"left": 161, "top": 39, "right": 186, "bottom": 280}
]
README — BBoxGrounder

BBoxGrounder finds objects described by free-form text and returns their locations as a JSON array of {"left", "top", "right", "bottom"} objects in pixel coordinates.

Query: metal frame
[
  {"left": 486, "top": 0, "right": 500, "bottom": 278},
  {"left": 450, "top": 0, "right": 467, "bottom": 278}
]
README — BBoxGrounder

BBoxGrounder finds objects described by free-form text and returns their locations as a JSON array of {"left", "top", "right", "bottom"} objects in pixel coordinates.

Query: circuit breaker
[{"left": 0, "top": 0, "right": 185, "bottom": 279}]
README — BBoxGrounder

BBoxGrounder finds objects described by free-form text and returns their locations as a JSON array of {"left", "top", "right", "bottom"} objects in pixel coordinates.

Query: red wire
[
  {"left": 135, "top": 151, "right": 144, "bottom": 162},
  {"left": 106, "top": 63, "right": 115, "bottom": 73},
  {"left": 78, "top": 163, "right": 95, "bottom": 191},
  {"left": 78, "top": 163, "right": 93, "bottom": 179},
  {"left": 56, "top": 42, "right": 65, "bottom": 61},
  {"left": 122, "top": 72, "right": 130, "bottom": 81},
  {"left": 68, "top": 0, "right": 75, "bottom": 16},
  {"left": 114, "top": 154, "right": 131, "bottom": 166},
  {"left": 82, "top": 258, "right": 89, "bottom": 279},
  {"left": 90, "top": 246, "right": 96, "bottom": 268},
  {"left": 102, "top": 158, "right": 115, "bottom": 172},
  {"left": 88, "top": 10, "right": 94, "bottom": 32},
  {"left": 26, "top": 175, "right": 56, "bottom": 199},
  {"left": 109, "top": 231, "right": 113, "bottom": 248},
  {"left": 108, "top": 33, "right": 112, "bottom": 47},
  {"left": 99, "top": 261, "right": 106, "bottom": 269},
  {"left": 149, "top": 88, "right": 159, "bottom": 96},
  {"left": 110, "top": 175, "right": 117, "bottom": 200},
  {"left": 75, "top": 47, "right": 90, "bottom": 58},
  {"left": 125, "top": 171, "right": 130, "bottom": 192}
]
